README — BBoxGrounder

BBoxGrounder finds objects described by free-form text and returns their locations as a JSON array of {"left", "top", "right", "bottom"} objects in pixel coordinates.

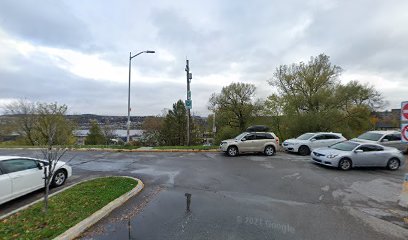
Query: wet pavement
[{"left": 0, "top": 149, "right": 407, "bottom": 239}]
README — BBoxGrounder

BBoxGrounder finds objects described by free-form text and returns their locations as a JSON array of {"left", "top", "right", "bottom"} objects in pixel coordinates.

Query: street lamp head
[{"left": 145, "top": 50, "right": 155, "bottom": 53}]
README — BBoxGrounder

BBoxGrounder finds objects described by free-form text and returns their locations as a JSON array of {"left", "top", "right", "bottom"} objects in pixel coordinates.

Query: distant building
[
  {"left": 73, "top": 129, "right": 144, "bottom": 145},
  {"left": 371, "top": 109, "right": 400, "bottom": 130},
  {"left": 0, "top": 132, "right": 20, "bottom": 142}
]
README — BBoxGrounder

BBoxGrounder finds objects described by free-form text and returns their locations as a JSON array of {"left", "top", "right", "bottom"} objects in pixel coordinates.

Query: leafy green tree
[
  {"left": 266, "top": 54, "right": 384, "bottom": 139},
  {"left": 33, "top": 102, "right": 76, "bottom": 146},
  {"left": 85, "top": 120, "right": 106, "bottom": 145},
  {"left": 209, "top": 82, "right": 261, "bottom": 131},
  {"left": 160, "top": 100, "right": 187, "bottom": 146}
]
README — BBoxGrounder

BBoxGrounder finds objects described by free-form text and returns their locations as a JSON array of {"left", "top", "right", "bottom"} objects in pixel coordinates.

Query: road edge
[{"left": 54, "top": 176, "right": 144, "bottom": 240}]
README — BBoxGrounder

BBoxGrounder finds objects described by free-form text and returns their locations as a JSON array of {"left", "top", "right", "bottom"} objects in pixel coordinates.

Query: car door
[
  {"left": 240, "top": 133, "right": 256, "bottom": 152},
  {"left": 326, "top": 134, "right": 343, "bottom": 146},
  {"left": 309, "top": 134, "right": 326, "bottom": 149},
  {"left": 0, "top": 167, "right": 12, "bottom": 204},
  {"left": 1, "top": 159, "right": 44, "bottom": 199},
  {"left": 381, "top": 134, "right": 406, "bottom": 151},
  {"left": 353, "top": 145, "right": 384, "bottom": 166},
  {"left": 254, "top": 133, "right": 267, "bottom": 151}
]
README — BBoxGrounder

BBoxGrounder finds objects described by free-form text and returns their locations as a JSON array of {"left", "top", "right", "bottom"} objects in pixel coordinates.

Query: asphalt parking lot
[{"left": 0, "top": 149, "right": 407, "bottom": 240}]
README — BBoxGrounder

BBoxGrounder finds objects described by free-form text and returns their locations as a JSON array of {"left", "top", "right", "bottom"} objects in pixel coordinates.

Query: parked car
[
  {"left": 0, "top": 156, "right": 72, "bottom": 205},
  {"left": 311, "top": 141, "right": 405, "bottom": 170},
  {"left": 282, "top": 132, "right": 346, "bottom": 156},
  {"left": 220, "top": 132, "right": 279, "bottom": 157},
  {"left": 352, "top": 130, "right": 408, "bottom": 153}
]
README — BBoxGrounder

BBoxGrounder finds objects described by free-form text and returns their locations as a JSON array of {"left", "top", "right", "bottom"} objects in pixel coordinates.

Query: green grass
[
  {"left": 153, "top": 145, "right": 218, "bottom": 150},
  {"left": 0, "top": 177, "right": 138, "bottom": 240}
]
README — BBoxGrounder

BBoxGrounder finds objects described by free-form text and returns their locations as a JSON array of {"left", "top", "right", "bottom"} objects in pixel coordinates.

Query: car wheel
[
  {"left": 264, "top": 145, "right": 275, "bottom": 156},
  {"left": 387, "top": 158, "right": 400, "bottom": 170},
  {"left": 298, "top": 145, "right": 310, "bottom": 156},
  {"left": 338, "top": 158, "right": 352, "bottom": 171},
  {"left": 51, "top": 169, "right": 67, "bottom": 187},
  {"left": 227, "top": 146, "right": 238, "bottom": 157}
]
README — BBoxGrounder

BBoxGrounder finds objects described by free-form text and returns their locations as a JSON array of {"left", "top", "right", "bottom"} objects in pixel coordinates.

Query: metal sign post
[
  {"left": 185, "top": 60, "right": 192, "bottom": 146},
  {"left": 399, "top": 102, "right": 408, "bottom": 208}
]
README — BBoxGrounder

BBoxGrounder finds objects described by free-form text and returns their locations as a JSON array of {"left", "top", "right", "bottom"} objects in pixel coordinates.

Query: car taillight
[{"left": 276, "top": 137, "right": 280, "bottom": 145}]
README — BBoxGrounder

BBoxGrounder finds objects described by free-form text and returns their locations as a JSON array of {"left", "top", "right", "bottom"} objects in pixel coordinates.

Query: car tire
[
  {"left": 51, "top": 169, "right": 67, "bottom": 187},
  {"left": 338, "top": 158, "right": 352, "bottom": 171},
  {"left": 264, "top": 145, "right": 275, "bottom": 156},
  {"left": 298, "top": 145, "right": 310, "bottom": 156},
  {"left": 227, "top": 146, "right": 238, "bottom": 157},
  {"left": 387, "top": 158, "right": 400, "bottom": 171}
]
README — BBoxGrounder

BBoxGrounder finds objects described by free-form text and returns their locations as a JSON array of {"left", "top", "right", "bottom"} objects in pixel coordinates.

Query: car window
[
  {"left": 392, "top": 134, "right": 401, "bottom": 141},
  {"left": 357, "top": 132, "right": 383, "bottom": 141},
  {"left": 255, "top": 133, "right": 266, "bottom": 140},
  {"left": 245, "top": 134, "right": 256, "bottom": 140},
  {"left": 314, "top": 135, "right": 325, "bottom": 140},
  {"left": 235, "top": 132, "right": 248, "bottom": 140},
  {"left": 383, "top": 134, "right": 401, "bottom": 141},
  {"left": 326, "top": 134, "right": 340, "bottom": 139},
  {"left": 0, "top": 159, "right": 38, "bottom": 174},
  {"left": 357, "top": 145, "right": 383, "bottom": 152},
  {"left": 330, "top": 141, "right": 359, "bottom": 151},
  {"left": 255, "top": 133, "right": 274, "bottom": 140},
  {"left": 264, "top": 133, "right": 274, "bottom": 139},
  {"left": 296, "top": 133, "right": 314, "bottom": 140}
]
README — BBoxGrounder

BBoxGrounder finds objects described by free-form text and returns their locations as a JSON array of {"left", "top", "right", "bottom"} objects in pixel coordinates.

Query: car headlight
[
  {"left": 285, "top": 142, "right": 294, "bottom": 145},
  {"left": 327, "top": 154, "right": 338, "bottom": 159}
]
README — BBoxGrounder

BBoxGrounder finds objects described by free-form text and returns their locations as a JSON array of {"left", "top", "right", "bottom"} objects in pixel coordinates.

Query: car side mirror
[
  {"left": 37, "top": 162, "right": 43, "bottom": 170},
  {"left": 381, "top": 139, "right": 389, "bottom": 142},
  {"left": 310, "top": 138, "right": 316, "bottom": 142},
  {"left": 241, "top": 138, "right": 247, "bottom": 141},
  {"left": 354, "top": 149, "right": 363, "bottom": 153}
]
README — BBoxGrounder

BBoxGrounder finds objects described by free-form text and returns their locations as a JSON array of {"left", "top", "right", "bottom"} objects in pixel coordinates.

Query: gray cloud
[
  {"left": 1, "top": 0, "right": 407, "bottom": 115},
  {"left": 0, "top": 0, "right": 93, "bottom": 51}
]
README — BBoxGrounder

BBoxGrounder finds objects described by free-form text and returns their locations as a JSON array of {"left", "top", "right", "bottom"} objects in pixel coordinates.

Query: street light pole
[{"left": 127, "top": 50, "right": 155, "bottom": 144}]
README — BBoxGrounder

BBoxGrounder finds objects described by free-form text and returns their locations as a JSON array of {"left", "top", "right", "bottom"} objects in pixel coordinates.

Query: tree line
[
  {"left": 210, "top": 54, "right": 384, "bottom": 143},
  {"left": 1, "top": 54, "right": 384, "bottom": 146}
]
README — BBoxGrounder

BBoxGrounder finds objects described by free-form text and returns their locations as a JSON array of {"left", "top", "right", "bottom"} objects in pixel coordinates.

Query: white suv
[
  {"left": 352, "top": 130, "right": 408, "bottom": 153},
  {"left": 220, "top": 132, "right": 279, "bottom": 157},
  {"left": 282, "top": 132, "right": 346, "bottom": 155}
]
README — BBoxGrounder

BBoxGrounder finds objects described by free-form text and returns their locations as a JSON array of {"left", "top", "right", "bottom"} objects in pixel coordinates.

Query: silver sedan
[{"left": 311, "top": 141, "right": 405, "bottom": 170}]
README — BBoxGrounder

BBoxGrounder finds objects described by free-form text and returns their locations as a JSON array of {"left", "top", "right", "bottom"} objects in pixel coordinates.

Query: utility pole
[{"left": 185, "top": 59, "right": 192, "bottom": 146}]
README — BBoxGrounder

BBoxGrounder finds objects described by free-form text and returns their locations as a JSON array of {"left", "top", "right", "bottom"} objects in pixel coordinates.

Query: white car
[
  {"left": 0, "top": 156, "right": 72, "bottom": 205},
  {"left": 352, "top": 131, "right": 408, "bottom": 153},
  {"left": 282, "top": 132, "right": 346, "bottom": 155}
]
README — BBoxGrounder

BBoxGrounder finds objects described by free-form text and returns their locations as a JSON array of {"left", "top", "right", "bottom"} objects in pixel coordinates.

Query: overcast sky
[{"left": 0, "top": 0, "right": 407, "bottom": 116}]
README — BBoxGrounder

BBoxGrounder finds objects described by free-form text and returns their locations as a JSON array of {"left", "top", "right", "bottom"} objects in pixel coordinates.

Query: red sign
[
  {"left": 402, "top": 102, "right": 408, "bottom": 121},
  {"left": 402, "top": 124, "right": 408, "bottom": 142}
]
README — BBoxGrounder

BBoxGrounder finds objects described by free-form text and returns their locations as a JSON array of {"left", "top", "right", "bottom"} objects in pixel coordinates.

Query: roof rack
[{"left": 246, "top": 125, "right": 270, "bottom": 132}]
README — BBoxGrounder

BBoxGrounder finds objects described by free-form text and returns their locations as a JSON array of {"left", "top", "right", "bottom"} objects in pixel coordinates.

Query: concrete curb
[
  {"left": 54, "top": 176, "right": 144, "bottom": 240},
  {"left": 0, "top": 147, "right": 220, "bottom": 153},
  {"left": 1, "top": 147, "right": 287, "bottom": 153},
  {"left": 72, "top": 148, "right": 219, "bottom": 153}
]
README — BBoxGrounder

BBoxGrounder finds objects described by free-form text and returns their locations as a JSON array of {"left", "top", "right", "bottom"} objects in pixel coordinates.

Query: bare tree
[
  {"left": 102, "top": 120, "right": 116, "bottom": 145},
  {"left": 34, "top": 102, "right": 75, "bottom": 213},
  {"left": 4, "top": 99, "right": 37, "bottom": 145}
]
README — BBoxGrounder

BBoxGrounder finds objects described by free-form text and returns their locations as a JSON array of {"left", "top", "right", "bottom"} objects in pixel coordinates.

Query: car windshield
[
  {"left": 330, "top": 141, "right": 359, "bottom": 151},
  {"left": 356, "top": 132, "right": 383, "bottom": 141},
  {"left": 296, "top": 133, "right": 315, "bottom": 140},
  {"left": 234, "top": 133, "right": 247, "bottom": 140}
]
